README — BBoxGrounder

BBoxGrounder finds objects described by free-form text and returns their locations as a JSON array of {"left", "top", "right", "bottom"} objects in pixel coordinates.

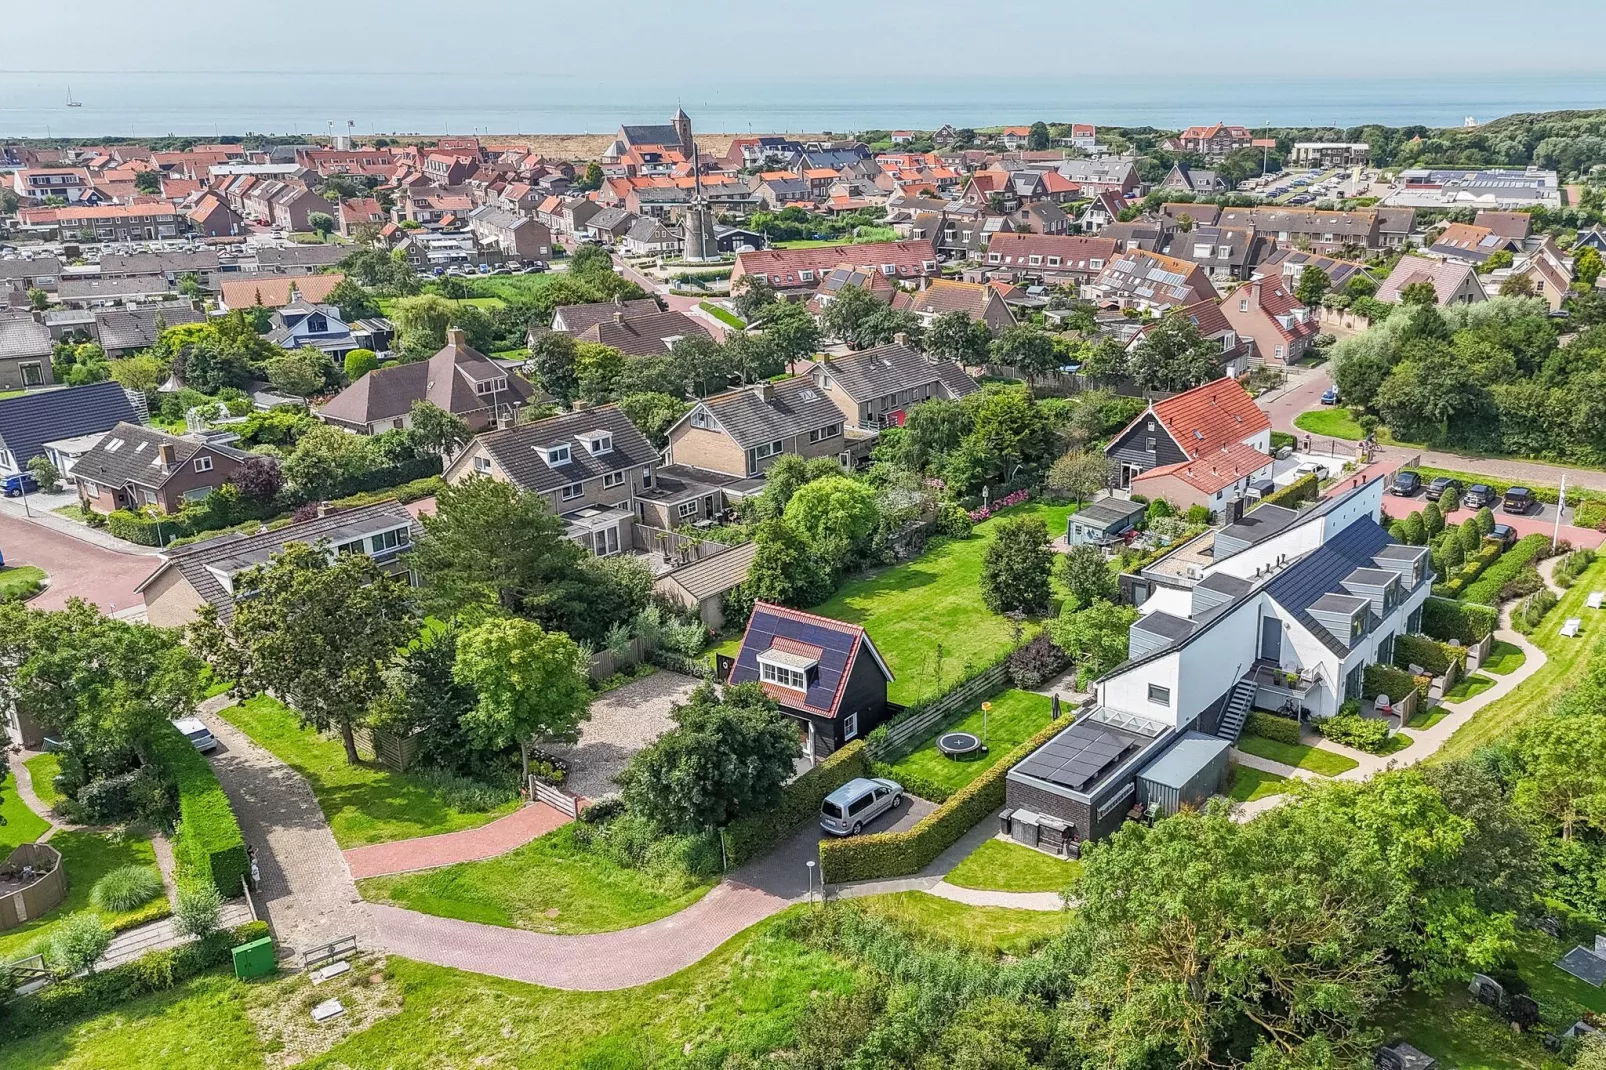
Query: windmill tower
[{"left": 679, "top": 108, "right": 720, "bottom": 263}]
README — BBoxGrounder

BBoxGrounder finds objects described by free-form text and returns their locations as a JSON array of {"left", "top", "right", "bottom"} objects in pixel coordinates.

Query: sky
[{"left": 11, "top": 0, "right": 1606, "bottom": 79}]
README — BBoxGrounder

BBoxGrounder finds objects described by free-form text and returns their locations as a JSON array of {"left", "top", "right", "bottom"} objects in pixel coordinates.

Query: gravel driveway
[{"left": 552, "top": 670, "right": 704, "bottom": 800}]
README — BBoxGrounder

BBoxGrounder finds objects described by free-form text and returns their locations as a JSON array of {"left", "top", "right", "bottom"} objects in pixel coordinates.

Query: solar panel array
[
  {"left": 732, "top": 607, "right": 857, "bottom": 715},
  {"left": 1017, "top": 726, "right": 1137, "bottom": 792}
]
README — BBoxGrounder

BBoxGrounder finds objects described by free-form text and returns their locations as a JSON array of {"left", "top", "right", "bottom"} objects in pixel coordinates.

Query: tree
[
  {"left": 1421, "top": 500, "right": 1444, "bottom": 539},
  {"left": 616, "top": 392, "right": 689, "bottom": 449},
  {"left": 989, "top": 325, "right": 1059, "bottom": 376},
  {"left": 266, "top": 346, "right": 333, "bottom": 397},
  {"left": 1127, "top": 312, "right": 1221, "bottom": 392},
  {"left": 575, "top": 342, "right": 628, "bottom": 405},
  {"left": 452, "top": 617, "right": 590, "bottom": 781},
  {"left": 756, "top": 300, "right": 821, "bottom": 372},
  {"left": 1047, "top": 449, "right": 1110, "bottom": 504},
  {"left": 406, "top": 399, "right": 470, "bottom": 457},
  {"left": 1499, "top": 272, "right": 1536, "bottom": 298},
  {"left": 618, "top": 683, "right": 801, "bottom": 833},
  {"left": 527, "top": 330, "right": 580, "bottom": 405},
  {"left": 327, "top": 279, "right": 380, "bottom": 322},
  {"left": 177, "top": 272, "right": 204, "bottom": 300},
  {"left": 109, "top": 354, "right": 166, "bottom": 395},
  {"left": 309, "top": 211, "right": 335, "bottom": 239},
  {"left": 343, "top": 348, "right": 380, "bottom": 381},
  {"left": 1577, "top": 246, "right": 1604, "bottom": 288},
  {"left": 1050, "top": 598, "right": 1137, "bottom": 683},
  {"left": 1457, "top": 517, "right": 1482, "bottom": 554},
  {"left": 1401, "top": 511, "right": 1426, "bottom": 545},
  {"left": 1400, "top": 280, "right": 1440, "bottom": 306},
  {"left": 280, "top": 422, "right": 376, "bottom": 499},
  {"left": 190, "top": 542, "right": 417, "bottom": 764},
  {"left": 390, "top": 294, "right": 456, "bottom": 358},
  {"left": 574, "top": 161, "right": 604, "bottom": 192},
  {"left": 1027, "top": 121, "right": 1050, "bottom": 151},
  {"left": 1295, "top": 264, "right": 1331, "bottom": 306},
  {"left": 924, "top": 310, "right": 992, "bottom": 365},
  {"left": 980, "top": 516, "right": 1053, "bottom": 615},
  {"left": 732, "top": 274, "right": 778, "bottom": 322},
  {"left": 134, "top": 170, "right": 162, "bottom": 194},
  {"left": 821, "top": 285, "right": 889, "bottom": 348},
  {"left": 782, "top": 475, "right": 880, "bottom": 569},
  {"left": 747, "top": 517, "right": 833, "bottom": 608},
  {"left": 49, "top": 912, "right": 112, "bottom": 975},
  {"left": 231, "top": 456, "right": 283, "bottom": 503},
  {"left": 1057, "top": 543, "right": 1118, "bottom": 608},
  {"left": 173, "top": 882, "right": 223, "bottom": 940},
  {"left": 26, "top": 455, "right": 61, "bottom": 493},
  {"left": 27, "top": 287, "right": 48, "bottom": 312},
  {"left": 1474, "top": 506, "right": 1495, "bottom": 535}
]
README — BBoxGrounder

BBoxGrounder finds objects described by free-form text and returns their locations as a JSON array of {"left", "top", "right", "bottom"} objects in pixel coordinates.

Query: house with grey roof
[
  {"left": 582, "top": 207, "right": 639, "bottom": 244},
  {"left": 809, "top": 339, "right": 980, "bottom": 435},
  {"left": 664, "top": 376, "right": 848, "bottom": 479},
  {"left": 0, "top": 380, "right": 138, "bottom": 475},
  {"left": 73, "top": 421, "right": 259, "bottom": 515},
  {"left": 137, "top": 499, "right": 418, "bottom": 627},
  {"left": 547, "top": 297, "right": 663, "bottom": 335},
  {"left": 0, "top": 255, "right": 63, "bottom": 295},
  {"left": 318, "top": 328, "right": 536, "bottom": 435},
  {"left": 654, "top": 541, "right": 760, "bottom": 630},
  {"left": 621, "top": 216, "right": 682, "bottom": 257},
  {"left": 573, "top": 308, "right": 710, "bottom": 358},
  {"left": 95, "top": 302, "right": 207, "bottom": 356},
  {"left": 0, "top": 312, "right": 54, "bottom": 391}
]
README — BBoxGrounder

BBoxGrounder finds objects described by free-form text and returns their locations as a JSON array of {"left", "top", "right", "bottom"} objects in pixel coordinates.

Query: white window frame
[
  {"left": 1147, "top": 684, "right": 1170, "bottom": 705},
  {"left": 474, "top": 455, "right": 492, "bottom": 474},
  {"left": 545, "top": 443, "right": 571, "bottom": 466},
  {"left": 560, "top": 482, "right": 584, "bottom": 501},
  {"left": 677, "top": 499, "right": 699, "bottom": 519},
  {"left": 603, "top": 470, "right": 624, "bottom": 489},
  {"left": 843, "top": 712, "right": 859, "bottom": 740},
  {"left": 759, "top": 658, "right": 809, "bottom": 692},
  {"left": 193, "top": 455, "right": 213, "bottom": 473}
]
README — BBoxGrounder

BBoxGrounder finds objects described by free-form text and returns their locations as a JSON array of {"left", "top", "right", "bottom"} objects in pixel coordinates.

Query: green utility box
[{"left": 232, "top": 936, "right": 276, "bottom": 980}]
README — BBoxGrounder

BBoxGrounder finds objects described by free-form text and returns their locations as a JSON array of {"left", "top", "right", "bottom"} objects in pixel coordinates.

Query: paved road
[
  {"left": 343, "top": 802, "right": 573, "bottom": 880},
  {"left": 611, "top": 255, "right": 731, "bottom": 340},
  {"left": 736, "top": 792, "right": 936, "bottom": 900},
  {"left": 0, "top": 511, "right": 155, "bottom": 613}
]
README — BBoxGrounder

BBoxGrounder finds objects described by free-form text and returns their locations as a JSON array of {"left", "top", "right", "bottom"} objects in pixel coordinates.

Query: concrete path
[
  {"left": 196, "top": 695, "right": 375, "bottom": 955},
  {"left": 7, "top": 751, "right": 61, "bottom": 842},
  {"left": 96, "top": 899, "right": 254, "bottom": 970},
  {"left": 928, "top": 881, "right": 1066, "bottom": 912},
  {"left": 343, "top": 802, "right": 573, "bottom": 879},
  {"left": 0, "top": 489, "right": 165, "bottom": 554}
]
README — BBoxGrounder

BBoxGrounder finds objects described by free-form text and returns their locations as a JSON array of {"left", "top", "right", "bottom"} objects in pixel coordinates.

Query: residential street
[{"left": 0, "top": 510, "right": 156, "bottom": 613}]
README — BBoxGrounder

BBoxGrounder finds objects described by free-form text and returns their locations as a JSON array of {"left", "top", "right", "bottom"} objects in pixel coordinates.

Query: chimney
[
  {"left": 30, "top": 309, "right": 45, "bottom": 324},
  {"left": 753, "top": 381, "right": 775, "bottom": 404},
  {"left": 1228, "top": 496, "right": 1246, "bottom": 524},
  {"left": 1249, "top": 279, "right": 1261, "bottom": 307},
  {"left": 893, "top": 331, "right": 908, "bottom": 347},
  {"left": 612, "top": 294, "right": 624, "bottom": 306},
  {"left": 158, "top": 443, "right": 176, "bottom": 470},
  {"left": 613, "top": 311, "right": 624, "bottom": 324}
]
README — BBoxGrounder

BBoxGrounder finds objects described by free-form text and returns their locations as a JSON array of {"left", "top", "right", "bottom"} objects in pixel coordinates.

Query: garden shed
[
  {"left": 1136, "top": 731, "right": 1230, "bottom": 816},
  {"left": 1064, "top": 495, "right": 1147, "bottom": 548}
]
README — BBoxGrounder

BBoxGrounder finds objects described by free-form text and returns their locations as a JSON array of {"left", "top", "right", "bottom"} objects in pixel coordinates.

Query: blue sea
[{"left": 2, "top": 71, "right": 1604, "bottom": 139}]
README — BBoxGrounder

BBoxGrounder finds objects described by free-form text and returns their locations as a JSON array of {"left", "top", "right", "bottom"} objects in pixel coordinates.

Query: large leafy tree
[
  {"left": 1295, "top": 264, "right": 1331, "bottom": 306},
  {"left": 924, "top": 310, "right": 992, "bottom": 364},
  {"left": 1056, "top": 543, "right": 1118, "bottom": 608},
  {"left": 452, "top": 617, "right": 590, "bottom": 780},
  {"left": 782, "top": 475, "right": 880, "bottom": 570},
  {"left": 1049, "top": 598, "right": 1137, "bottom": 683},
  {"left": 1047, "top": 449, "right": 1111, "bottom": 504},
  {"left": 618, "top": 683, "right": 800, "bottom": 833},
  {"left": 756, "top": 300, "right": 822, "bottom": 373},
  {"left": 615, "top": 391, "right": 689, "bottom": 448},
  {"left": 746, "top": 517, "right": 833, "bottom": 608},
  {"left": 190, "top": 543, "right": 417, "bottom": 764},
  {"left": 989, "top": 325, "right": 1060, "bottom": 376},
  {"left": 1126, "top": 312, "right": 1221, "bottom": 392},
  {"left": 979, "top": 516, "right": 1053, "bottom": 615},
  {"left": 527, "top": 330, "right": 580, "bottom": 405},
  {"left": 406, "top": 399, "right": 470, "bottom": 457}
]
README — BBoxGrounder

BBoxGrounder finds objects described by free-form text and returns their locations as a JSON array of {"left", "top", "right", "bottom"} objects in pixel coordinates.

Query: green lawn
[
  {"left": 0, "top": 828, "right": 170, "bottom": 961},
  {"left": 699, "top": 301, "right": 746, "bottom": 329},
  {"left": 22, "top": 753, "right": 63, "bottom": 812},
  {"left": 1235, "top": 733, "right": 1360, "bottom": 776},
  {"left": 1482, "top": 640, "right": 1527, "bottom": 675},
  {"left": 883, "top": 690, "right": 1053, "bottom": 799},
  {"left": 1443, "top": 673, "right": 1497, "bottom": 703},
  {"left": 1440, "top": 558, "right": 1606, "bottom": 760},
  {"left": 810, "top": 501, "right": 1076, "bottom": 704},
  {"left": 0, "top": 769, "right": 49, "bottom": 855},
  {"left": 0, "top": 565, "right": 46, "bottom": 602},
  {"left": 375, "top": 295, "right": 504, "bottom": 319},
  {"left": 1293, "top": 408, "right": 1366, "bottom": 440},
  {"left": 465, "top": 274, "right": 572, "bottom": 303},
  {"left": 0, "top": 915, "right": 863, "bottom": 1070},
  {"left": 1226, "top": 765, "right": 1289, "bottom": 802},
  {"left": 357, "top": 823, "right": 714, "bottom": 935},
  {"left": 854, "top": 891, "right": 1068, "bottom": 955},
  {"left": 1407, "top": 706, "right": 1451, "bottom": 730},
  {"left": 944, "top": 837, "right": 1082, "bottom": 893},
  {"left": 217, "top": 696, "right": 519, "bottom": 849}
]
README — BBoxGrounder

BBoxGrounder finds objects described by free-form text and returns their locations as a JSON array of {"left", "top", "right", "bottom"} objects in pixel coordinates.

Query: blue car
[
  {"left": 1, "top": 472, "right": 39, "bottom": 497},
  {"left": 1320, "top": 387, "right": 1340, "bottom": 405}
]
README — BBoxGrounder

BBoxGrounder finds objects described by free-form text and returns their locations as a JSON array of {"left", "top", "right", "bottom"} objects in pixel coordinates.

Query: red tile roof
[
  {"left": 1135, "top": 439, "right": 1270, "bottom": 495},
  {"left": 1146, "top": 376, "right": 1270, "bottom": 458}
]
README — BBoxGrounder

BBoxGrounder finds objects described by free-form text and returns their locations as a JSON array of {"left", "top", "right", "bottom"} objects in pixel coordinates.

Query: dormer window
[
  {"left": 583, "top": 432, "right": 613, "bottom": 456},
  {"left": 543, "top": 443, "right": 571, "bottom": 467},
  {"left": 758, "top": 651, "right": 815, "bottom": 692},
  {"left": 690, "top": 409, "right": 711, "bottom": 429}
]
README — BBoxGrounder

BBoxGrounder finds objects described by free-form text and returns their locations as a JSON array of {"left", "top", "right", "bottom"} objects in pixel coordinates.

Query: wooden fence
[
  {"left": 649, "top": 648, "right": 713, "bottom": 679},
  {"left": 634, "top": 525, "right": 733, "bottom": 569},
  {"left": 352, "top": 725, "right": 423, "bottom": 773},
  {"left": 588, "top": 637, "right": 646, "bottom": 682},
  {"left": 868, "top": 660, "right": 1013, "bottom": 761},
  {"left": 529, "top": 776, "right": 581, "bottom": 818}
]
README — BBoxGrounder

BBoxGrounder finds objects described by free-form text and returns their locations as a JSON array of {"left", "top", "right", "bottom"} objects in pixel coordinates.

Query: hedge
[
  {"left": 724, "top": 740, "right": 867, "bottom": 867},
  {"left": 1461, "top": 533, "right": 1551, "bottom": 606},
  {"left": 818, "top": 718, "right": 1065, "bottom": 883},
  {"left": 1420, "top": 596, "right": 1498, "bottom": 644},
  {"left": 1393, "top": 633, "right": 1465, "bottom": 676},
  {"left": 0, "top": 921, "right": 269, "bottom": 1041},
  {"left": 1257, "top": 473, "right": 1319, "bottom": 512},
  {"left": 146, "top": 721, "right": 249, "bottom": 896},
  {"left": 1270, "top": 430, "right": 1297, "bottom": 450},
  {"left": 1432, "top": 542, "right": 1503, "bottom": 598},
  {"left": 1362, "top": 663, "right": 1425, "bottom": 703},
  {"left": 1245, "top": 710, "right": 1302, "bottom": 745}
]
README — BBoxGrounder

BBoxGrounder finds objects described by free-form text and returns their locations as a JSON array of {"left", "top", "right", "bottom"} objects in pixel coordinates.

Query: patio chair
[
  {"left": 1560, "top": 618, "right": 1582, "bottom": 638},
  {"left": 1588, "top": 592, "right": 1604, "bottom": 610}
]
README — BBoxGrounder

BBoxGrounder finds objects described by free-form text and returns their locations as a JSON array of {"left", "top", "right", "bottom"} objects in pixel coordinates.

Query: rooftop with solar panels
[{"left": 1010, "top": 706, "right": 1171, "bottom": 801}]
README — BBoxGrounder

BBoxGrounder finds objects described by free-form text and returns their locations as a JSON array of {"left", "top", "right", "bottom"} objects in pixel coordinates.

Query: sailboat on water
[{"left": 66, "top": 86, "right": 82, "bottom": 108}]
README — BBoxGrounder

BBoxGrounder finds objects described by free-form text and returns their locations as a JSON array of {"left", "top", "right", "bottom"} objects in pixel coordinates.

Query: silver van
[{"left": 820, "top": 777, "right": 904, "bottom": 836}]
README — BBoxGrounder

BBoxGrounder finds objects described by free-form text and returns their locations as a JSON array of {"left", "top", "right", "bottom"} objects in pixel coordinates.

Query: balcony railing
[{"left": 1249, "top": 659, "right": 1323, "bottom": 695}]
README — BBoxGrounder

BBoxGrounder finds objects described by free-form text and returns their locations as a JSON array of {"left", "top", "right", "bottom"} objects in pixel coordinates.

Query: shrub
[
  {"left": 1461, "top": 534, "right": 1550, "bottom": 606},
  {"left": 723, "top": 741, "right": 867, "bottom": 867},
  {"left": 1184, "top": 503, "right": 1211, "bottom": 525},
  {"left": 172, "top": 882, "right": 223, "bottom": 939},
  {"left": 935, "top": 502, "right": 973, "bottom": 539},
  {"left": 1245, "top": 710, "right": 1302, "bottom": 745},
  {"left": 1008, "top": 632, "right": 1069, "bottom": 690},
  {"left": 1420, "top": 596, "right": 1498, "bottom": 644},
  {"left": 145, "top": 721, "right": 248, "bottom": 896},
  {"left": 1555, "top": 548, "right": 1598, "bottom": 589},
  {"left": 819, "top": 718, "right": 1064, "bottom": 883},
  {"left": 410, "top": 766, "right": 519, "bottom": 812},
  {"left": 75, "top": 768, "right": 160, "bottom": 823},
  {"left": 1362, "top": 663, "right": 1424, "bottom": 703},
  {"left": 1514, "top": 589, "right": 1559, "bottom": 635},
  {"left": 1258, "top": 473, "right": 1318, "bottom": 511},
  {"left": 1432, "top": 541, "right": 1504, "bottom": 598},
  {"left": 47, "top": 912, "right": 113, "bottom": 975},
  {"left": 89, "top": 865, "right": 164, "bottom": 913},
  {"left": 1499, "top": 566, "right": 1545, "bottom": 602},
  {"left": 1270, "top": 430, "right": 1297, "bottom": 450},
  {"left": 1393, "top": 633, "right": 1465, "bottom": 676},
  {"left": 1317, "top": 713, "right": 1392, "bottom": 753},
  {"left": 1474, "top": 506, "right": 1496, "bottom": 535}
]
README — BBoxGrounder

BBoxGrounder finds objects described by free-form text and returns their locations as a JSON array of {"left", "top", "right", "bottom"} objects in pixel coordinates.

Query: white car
[
  {"left": 172, "top": 717, "right": 219, "bottom": 754},
  {"left": 1295, "top": 461, "right": 1331, "bottom": 480}
]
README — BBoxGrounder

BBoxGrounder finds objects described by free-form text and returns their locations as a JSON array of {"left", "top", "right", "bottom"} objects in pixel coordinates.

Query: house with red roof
[
  {"left": 731, "top": 238, "right": 938, "bottom": 295},
  {"left": 1103, "top": 377, "right": 1273, "bottom": 512},
  {"left": 1219, "top": 276, "right": 1320, "bottom": 365}
]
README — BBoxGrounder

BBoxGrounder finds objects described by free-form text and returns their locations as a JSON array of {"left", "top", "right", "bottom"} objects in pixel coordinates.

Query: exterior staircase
[{"left": 1216, "top": 678, "right": 1258, "bottom": 743}]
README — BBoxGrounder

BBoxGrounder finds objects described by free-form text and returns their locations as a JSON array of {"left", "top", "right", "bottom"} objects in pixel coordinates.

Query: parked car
[
  {"left": 1320, "top": 386, "right": 1340, "bottom": 405},
  {"left": 1425, "top": 476, "right": 1460, "bottom": 502},
  {"left": 1, "top": 472, "right": 39, "bottom": 497},
  {"left": 1390, "top": 471, "right": 1422, "bottom": 496},
  {"left": 1296, "top": 461, "right": 1331, "bottom": 480},
  {"left": 172, "top": 716, "right": 219, "bottom": 754},
  {"left": 820, "top": 777, "right": 904, "bottom": 836},
  {"left": 1462, "top": 484, "right": 1495, "bottom": 509},
  {"left": 1502, "top": 486, "right": 1536, "bottom": 515},
  {"left": 1486, "top": 523, "right": 1518, "bottom": 549}
]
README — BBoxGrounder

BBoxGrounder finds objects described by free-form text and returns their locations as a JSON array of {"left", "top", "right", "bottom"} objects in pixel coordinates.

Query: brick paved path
[
  {"left": 368, "top": 881, "right": 788, "bottom": 990},
  {"left": 198, "top": 696, "right": 375, "bottom": 956},
  {"left": 343, "top": 802, "right": 572, "bottom": 879}
]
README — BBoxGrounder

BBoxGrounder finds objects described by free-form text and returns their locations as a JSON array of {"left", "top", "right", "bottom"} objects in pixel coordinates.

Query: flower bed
[
  {"left": 968, "top": 488, "right": 1031, "bottom": 522},
  {"left": 1460, "top": 534, "right": 1551, "bottom": 607}
]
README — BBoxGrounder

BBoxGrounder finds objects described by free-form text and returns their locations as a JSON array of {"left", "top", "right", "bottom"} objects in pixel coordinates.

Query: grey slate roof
[
  {"left": 1076, "top": 495, "right": 1148, "bottom": 529},
  {"left": 659, "top": 542, "right": 759, "bottom": 601},
  {"left": 585, "top": 207, "right": 637, "bottom": 235},
  {"left": 255, "top": 244, "right": 349, "bottom": 270},
  {"left": 698, "top": 378, "right": 844, "bottom": 450},
  {"left": 729, "top": 601, "right": 890, "bottom": 718},
  {"left": 58, "top": 275, "right": 175, "bottom": 301},
  {"left": 1133, "top": 611, "right": 1198, "bottom": 644},
  {"left": 620, "top": 124, "right": 683, "bottom": 147},
  {"left": 815, "top": 342, "right": 980, "bottom": 404},
  {"left": 476, "top": 403, "right": 655, "bottom": 495},
  {"left": 0, "top": 381, "right": 137, "bottom": 469},
  {"left": 550, "top": 298, "right": 662, "bottom": 334},
  {"left": 318, "top": 336, "right": 534, "bottom": 427},
  {"left": 98, "top": 250, "right": 220, "bottom": 277},
  {"left": 574, "top": 309, "right": 710, "bottom": 357},
  {"left": 0, "top": 256, "right": 62, "bottom": 281},
  {"left": 73, "top": 421, "right": 254, "bottom": 491},
  {"left": 0, "top": 313, "right": 52, "bottom": 360},
  {"left": 96, "top": 303, "right": 206, "bottom": 351}
]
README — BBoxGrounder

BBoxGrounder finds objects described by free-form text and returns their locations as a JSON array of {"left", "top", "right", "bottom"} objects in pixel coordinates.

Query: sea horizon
[{"left": 2, "top": 71, "right": 1605, "bottom": 140}]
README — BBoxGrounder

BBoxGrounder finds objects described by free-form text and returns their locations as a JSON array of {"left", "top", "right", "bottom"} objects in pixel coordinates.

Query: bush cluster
[
  {"left": 723, "top": 741, "right": 868, "bottom": 867},
  {"left": 1245, "top": 710, "right": 1302, "bottom": 745},
  {"left": 145, "top": 722, "right": 249, "bottom": 896},
  {"left": 1432, "top": 541, "right": 1503, "bottom": 598},
  {"left": 1392, "top": 633, "right": 1466, "bottom": 677},
  {"left": 1362, "top": 663, "right": 1425, "bottom": 704},
  {"left": 1513, "top": 589, "right": 1560, "bottom": 635},
  {"left": 1316, "top": 713, "right": 1392, "bottom": 753},
  {"left": 1007, "top": 632, "right": 1070, "bottom": 690},
  {"left": 1419, "top": 596, "right": 1498, "bottom": 644},
  {"left": 89, "top": 865, "right": 164, "bottom": 913},
  {"left": 1461, "top": 534, "right": 1552, "bottom": 606},
  {"left": 1554, "top": 548, "right": 1598, "bottom": 589},
  {"left": 1257, "top": 474, "right": 1319, "bottom": 512}
]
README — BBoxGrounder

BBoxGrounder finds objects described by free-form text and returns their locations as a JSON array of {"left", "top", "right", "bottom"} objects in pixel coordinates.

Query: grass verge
[
  {"left": 0, "top": 769, "right": 49, "bottom": 855},
  {"left": 357, "top": 823, "right": 714, "bottom": 935},
  {"left": 1294, "top": 408, "right": 1366, "bottom": 440},
  {"left": 883, "top": 690, "right": 1053, "bottom": 800},
  {"left": 1226, "top": 765, "right": 1289, "bottom": 802},
  {"left": 699, "top": 301, "right": 746, "bottom": 330},
  {"left": 1481, "top": 640, "right": 1527, "bottom": 675},
  {"left": 943, "top": 837, "right": 1081, "bottom": 894},
  {"left": 217, "top": 696, "right": 519, "bottom": 849},
  {"left": 852, "top": 891, "right": 1068, "bottom": 955},
  {"left": 1235, "top": 733, "right": 1359, "bottom": 776},
  {"left": 0, "top": 565, "right": 46, "bottom": 602},
  {"left": 1443, "top": 674, "right": 1497, "bottom": 703},
  {"left": 21, "top": 753, "right": 63, "bottom": 812}
]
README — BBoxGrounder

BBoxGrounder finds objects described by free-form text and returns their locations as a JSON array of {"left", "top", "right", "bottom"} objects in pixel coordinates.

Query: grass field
[
  {"left": 0, "top": 564, "right": 46, "bottom": 602},
  {"left": 465, "top": 274, "right": 571, "bottom": 303},
  {"left": 1439, "top": 558, "right": 1606, "bottom": 761},
  {"left": 374, "top": 295, "right": 504, "bottom": 319},
  {"left": 0, "top": 828, "right": 170, "bottom": 961},
  {"left": 22, "top": 753, "right": 62, "bottom": 811},
  {"left": 357, "top": 824, "right": 714, "bottom": 935},
  {"left": 1235, "top": 733, "right": 1360, "bottom": 776},
  {"left": 1407, "top": 706, "right": 1451, "bottom": 730},
  {"left": 944, "top": 837, "right": 1082, "bottom": 894},
  {"left": 218, "top": 696, "right": 519, "bottom": 848},
  {"left": 1293, "top": 408, "right": 1366, "bottom": 440},
  {"left": 0, "top": 768, "right": 49, "bottom": 855},
  {"left": 1443, "top": 673, "right": 1497, "bottom": 703},
  {"left": 884, "top": 690, "right": 1053, "bottom": 799},
  {"left": 1226, "top": 765, "right": 1289, "bottom": 802},
  {"left": 854, "top": 892, "right": 1068, "bottom": 955},
  {"left": 699, "top": 301, "right": 746, "bottom": 329},
  {"left": 1482, "top": 640, "right": 1527, "bottom": 675}
]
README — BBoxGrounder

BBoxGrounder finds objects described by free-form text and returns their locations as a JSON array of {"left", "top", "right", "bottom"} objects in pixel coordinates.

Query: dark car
[
  {"left": 1486, "top": 523, "right": 1518, "bottom": 549},
  {"left": 1502, "top": 486, "right": 1536, "bottom": 515},
  {"left": 1320, "top": 386, "right": 1340, "bottom": 405},
  {"left": 1425, "top": 477, "right": 1460, "bottom": 502},
  {"left": 1390, "top": 471, "right": 1422, "bottom": 496},
  {"left": 1462, "top": 484, "right": 1495, "bottom": 509}
]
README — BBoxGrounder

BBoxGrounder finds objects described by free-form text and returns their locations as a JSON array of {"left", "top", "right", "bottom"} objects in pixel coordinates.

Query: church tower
[{"left": 672, "top": 106, "right": 693, "bottom": 156}]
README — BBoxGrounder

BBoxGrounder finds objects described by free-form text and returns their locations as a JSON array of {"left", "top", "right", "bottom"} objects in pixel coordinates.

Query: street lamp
[
  {"left": 805, "top": 860, "right": 816, "bottom": 906},
  {"left": 981, "top": 701, "right": 992, "bottom": 745}
]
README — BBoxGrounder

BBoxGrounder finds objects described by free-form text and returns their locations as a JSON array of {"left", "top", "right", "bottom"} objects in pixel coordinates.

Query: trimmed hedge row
[
  {"left": 724, "top": 741, "right": 867, "bottom": 868},
  {"left": 146, "top": 721, "right": 249, "bottom": 896},
  {"left": 1420, "top": 596, "right": 1498, "bottom": 645},
  {"left": 0, "top": 921, "right": 269, "bottom": 1041},
  {"left": 1461, "top": 533, "right": 1551, "bottom": 606},
  {"left": 1393, "top": 633, "right": 1466, "bottom": 676},
  {"left": 1257, "top": 473, "right": 1319, "bottom": 512},
  {"left": 1432, "top": 542, "right": 1503, "bottom": 598},
  {"left": 818, "top": 718, "right": 1066, "bottom": 883},
  {"left": 1363, "top": 663, "right": 1425, "bottom": 703},
  {"left": 1245, "top": 710, "right": 1302, "bottom": 745}
]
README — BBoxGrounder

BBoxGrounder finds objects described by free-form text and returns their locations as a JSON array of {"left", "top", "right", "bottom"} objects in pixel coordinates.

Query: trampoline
[{"left": 937, "top": 731, "right": 986, "bottom": 760}]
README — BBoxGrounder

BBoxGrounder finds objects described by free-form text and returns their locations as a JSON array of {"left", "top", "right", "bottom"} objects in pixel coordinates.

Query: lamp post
[
  {"left": 805, "top": 860, "right": 817, "bottom": 906},
  {"left": 981, "top": 701, "right": 992, "bottom": 745}
]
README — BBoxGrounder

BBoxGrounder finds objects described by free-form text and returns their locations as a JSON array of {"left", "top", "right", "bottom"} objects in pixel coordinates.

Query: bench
[
  {"left": 302, "top": 935, "right": 358, "bottom": 971},
  {"left": 1589, "top": 592, "right": 1604, "bottom": 610},
  {"left": 1561, "top": 618, "right": 1583, "bottom": 638}
]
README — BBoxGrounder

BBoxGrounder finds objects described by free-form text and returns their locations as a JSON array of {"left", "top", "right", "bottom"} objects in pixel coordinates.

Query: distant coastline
[{"left": 2, "top": 71, "right": 1604, "bottom": 140}]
